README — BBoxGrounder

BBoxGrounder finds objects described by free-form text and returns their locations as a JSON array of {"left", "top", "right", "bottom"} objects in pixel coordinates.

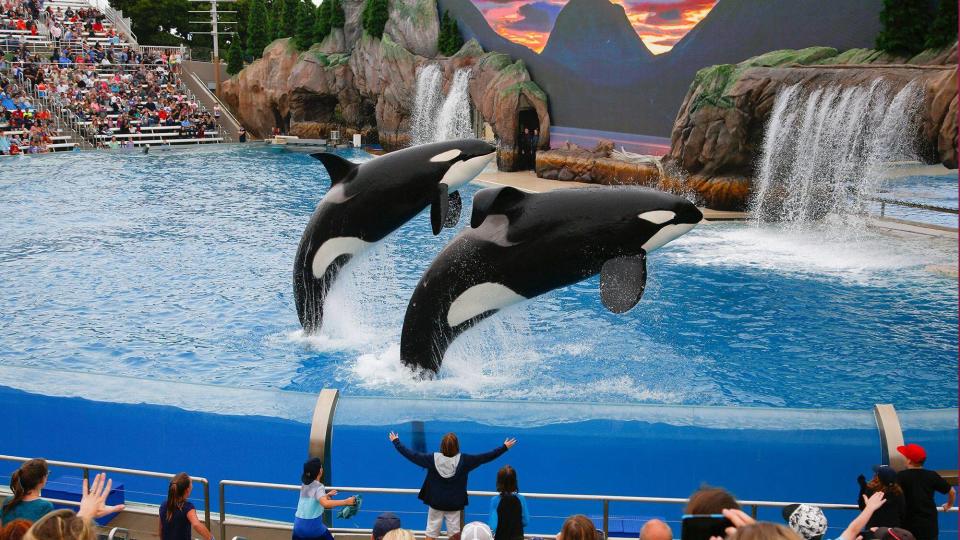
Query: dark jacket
[
  {"left": 393, "top": 439, "right": 508, "bottom": 511},
  {"left": 858, "top": 485, "right": 906, "bottom": 529}
]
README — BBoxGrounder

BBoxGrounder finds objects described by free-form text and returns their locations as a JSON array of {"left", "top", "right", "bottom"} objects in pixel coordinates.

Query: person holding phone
[{"left": 293, "top": 458, "right": 356, "bottom": 540}]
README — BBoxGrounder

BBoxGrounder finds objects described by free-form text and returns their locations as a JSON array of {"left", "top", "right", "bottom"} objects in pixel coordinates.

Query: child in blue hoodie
[
  {"left": 389, "top": 431, "right": 516, "bottom": 540},
  {"left": 487, "top": 465, "right": 529, "bottom": 540}
]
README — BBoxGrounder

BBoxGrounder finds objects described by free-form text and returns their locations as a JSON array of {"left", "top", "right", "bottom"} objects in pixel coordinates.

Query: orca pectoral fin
[
  {"left": 599, "top": 254, "right": 647, "bottom": 314},
  {"left": 444, "top": 191, "right": 462, "bottom": 228},
  {"left": 430, "top": 183, "right": 449, "bottom": 235}
]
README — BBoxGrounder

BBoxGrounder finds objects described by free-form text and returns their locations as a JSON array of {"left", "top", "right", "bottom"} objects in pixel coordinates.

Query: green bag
[{"left": 336, "top": 494, "right": 361, "bottom": 519}]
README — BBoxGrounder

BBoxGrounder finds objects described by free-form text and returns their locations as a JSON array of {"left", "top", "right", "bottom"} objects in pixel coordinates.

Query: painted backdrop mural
[{"left": 440, "top": 0, "right": 884, "bottom": 137}]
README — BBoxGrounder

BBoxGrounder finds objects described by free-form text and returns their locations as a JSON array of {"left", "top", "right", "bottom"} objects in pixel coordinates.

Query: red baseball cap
[{"left": 897, "top": 443, "right": 927, "bottom": 463}]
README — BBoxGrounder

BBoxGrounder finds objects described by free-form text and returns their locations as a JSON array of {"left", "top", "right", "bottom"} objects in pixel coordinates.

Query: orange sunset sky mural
[{"left": 473, "top": 0, "right": 718, "bottom": 53}]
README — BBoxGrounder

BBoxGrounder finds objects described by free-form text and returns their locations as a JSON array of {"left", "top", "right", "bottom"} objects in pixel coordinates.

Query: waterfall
[
  {"left": 410, "top": 66, "right": 473, "bottom": 145},
  {"left": 410, "top": 64, "right": 443, "bottom": 146},
  {"left": 750, "top": 80, "right": 925, "bottom": 225}
]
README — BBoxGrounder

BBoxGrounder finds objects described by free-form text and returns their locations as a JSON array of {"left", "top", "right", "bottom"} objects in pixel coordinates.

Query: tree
[
  {"left": 226, "top": 38, "right": 245, "bottom": 74},
  {"left": 277, "top": 0, "right": 299, "bottom": 38},
  {"left": 362, "top": 0, "right": 388, "bottom": 39},
  {"left": 875, "top": 0, "right": 931, "bottom": 56},
  {"left": 126, "top": 0, "right": 190, "bottom": 45},
  {"left": 925, "top": 0, "right": 958, "bottom": 49},
  {"left": 246, "top": 0, "right": 270, "bottom": 58},
  {"left": 293, "top": 0, "right": 317, "bottom": 50},
  {"left": 314, "top": 0, "right": 332, "bottom": 42},
  {"left": 330, "top": 0, "right": 346, "bottom": 29},
  {"left": 266, "top": 0, "right": 278, "bottom": 40},
  {"left": 437, "top": 10, "right": 463, "bottom": 56}
]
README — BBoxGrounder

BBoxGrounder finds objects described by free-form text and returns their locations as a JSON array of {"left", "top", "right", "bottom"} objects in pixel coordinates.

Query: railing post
[
  {"left": 82, "top": 467, "right": 89, "bottom": 483},
  {"left": 219, "top": 482, "right": 226, "bottom": 540},
  {"left": 203, "top": 480, "right": 211, "bottom": 531},
  {"left": 874, "top": 404, "right": 906, "bottom": 470},
  {"left": 750, "top": 504, "right": 758, "bottom": 519},
  {"left": 602, "top": 499, "right": 609, "bottom": 540},
  {"left": 309, "top": 389, "right": 340, "bottom": 527}
]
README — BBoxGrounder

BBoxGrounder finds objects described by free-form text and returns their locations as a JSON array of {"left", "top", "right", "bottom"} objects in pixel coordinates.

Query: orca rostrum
[
  {"left": 293, "top": 140, "right": 497, "bottom": 333},
  {"left": 399, "top": 185, "right": 704, "bottom": 374}
]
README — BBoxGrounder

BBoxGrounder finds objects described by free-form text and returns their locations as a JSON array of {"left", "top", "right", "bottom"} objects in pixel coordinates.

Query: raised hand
[
  {"left": 722, "top": 508, "right": 756, "bottom": 537},
  {"left": 78, "top": 473, "right": 126, "bottom": 520},
  {"left": 863, "top": 491, "right": 886, "bottom": 511},
  {"left": 389, "top": 431, "right": 399, "bottom": 442},
  {"left": 504, "top": 438, "right": 517, "bottom": 449}
]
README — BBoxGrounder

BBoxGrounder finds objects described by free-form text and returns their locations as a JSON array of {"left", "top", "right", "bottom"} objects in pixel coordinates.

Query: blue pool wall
[{"left": 1, "top": 385, "right": 956, "bottom": 538}]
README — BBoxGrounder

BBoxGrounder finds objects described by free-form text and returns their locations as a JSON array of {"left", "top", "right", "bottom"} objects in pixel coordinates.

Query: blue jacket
[{"left": 393, "top": 439, "right": 508, "bottom": 511}]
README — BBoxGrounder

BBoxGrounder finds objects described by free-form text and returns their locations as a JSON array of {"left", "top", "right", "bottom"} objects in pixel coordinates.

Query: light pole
[{"left": 189, "top": 0, "right": 237, "bottom": 96}]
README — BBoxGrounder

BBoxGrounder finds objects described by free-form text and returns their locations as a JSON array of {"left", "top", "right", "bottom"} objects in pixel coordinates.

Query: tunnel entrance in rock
[
  {"left": 271, "top": 105, "right": 289, "bottom": 135},
  {"left": 517, "top": 103, "right": 540, "bottom": 171},
  {"left": 290, "top": 90, "right": 340, "bottom": 127}
]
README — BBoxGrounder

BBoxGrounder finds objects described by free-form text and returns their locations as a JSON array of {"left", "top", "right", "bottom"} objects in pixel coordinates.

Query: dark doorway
[{"left": 517, "top": 107, "right": 540, "bottom": 170}]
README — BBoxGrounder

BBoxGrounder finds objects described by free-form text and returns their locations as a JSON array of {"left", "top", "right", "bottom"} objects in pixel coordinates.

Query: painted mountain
[
  {"left": 438, "top": 0, "right": 884, "bottom": 136},
  {"left": 539, "top": 0, "right": 653, "bottom": 76}
]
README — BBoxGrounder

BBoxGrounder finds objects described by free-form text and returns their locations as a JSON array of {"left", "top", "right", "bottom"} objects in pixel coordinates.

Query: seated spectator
[
  {"left": 857, "top": 466, "right": 905, "bottom": 529},
  {"left": 865, "top": 527, "right": 916, "bottom": 540},
  {"left": 638, "top": 520, "right": 671, "bottom": 540},
  {"left": 462, "top": 522, "right": 493, "bottom": 540},
  {"left": 159, "top": 473, "right": 213, "bottom": 540},
  {"left": 781, "top": 504, "right": 827, "bottom": 540},
  {"left": 382, "top": 530, "right": 414, "bottom": 540},
  {"left": 372, "top": 513, "right": 401, "bottom": 540},
  {"left": 557, "top": 515, "right": 597, "bottom": 540},
  {"left": 725, "top": 493, "right": 887, "bottom": 540},
  {"left": 0, "top": 519, "right": 30, "bottom": 540},
  {"left": 488, "top": 465, "right": 528, "bottom": 540},
  {"left": 685, "top": 485, "right": 740, "bottom": 514},
  {"left": 2, "top": 459, "right": 53, "bottom": 525}
]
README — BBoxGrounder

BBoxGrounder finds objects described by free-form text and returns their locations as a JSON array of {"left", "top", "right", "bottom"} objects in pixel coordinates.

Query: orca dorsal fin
[
  {"left": 310, "top": 153, "right": 358, "bottom": 185},
  {"left": 470, "top": 186, "right": 527, "bottom": 228}
]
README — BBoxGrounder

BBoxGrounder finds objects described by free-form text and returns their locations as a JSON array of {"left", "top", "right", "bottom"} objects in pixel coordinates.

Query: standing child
[
  {"left": 389, "top": 431, "right": 516, "bottom": 540},
  {"left": 487, "top": 466, "right": 529, "bottom": 540},
  {"left": 293, "top": 458, "right": 356, "bottom": 540},
  {"left": 158, "top": 473, "right": 214, "bottom": 540},
  {"left": 895, "top": 443, "right": 954, "bottom": 540}
]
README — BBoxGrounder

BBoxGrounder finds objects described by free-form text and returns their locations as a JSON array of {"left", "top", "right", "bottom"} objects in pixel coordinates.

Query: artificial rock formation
[
  {"left": 536, "top": 141, "right": 660, "bottom": 186},
  {"left": 663, "top": 45, "right": 959, "bottom": 210},
  {"left": 221, "top": 0, "right": 549, "bottom": 167}
]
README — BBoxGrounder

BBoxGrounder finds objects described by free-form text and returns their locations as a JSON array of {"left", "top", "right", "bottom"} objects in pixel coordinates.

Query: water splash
[
  {"left": 410, "top": 66, "right": 474, "bottom": 144},
  {"left": 750, "top": 81, "right": 925, "bottom": 226}
]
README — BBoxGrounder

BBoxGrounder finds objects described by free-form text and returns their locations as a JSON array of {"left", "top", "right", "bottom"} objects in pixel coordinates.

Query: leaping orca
[
  {"left": 399, "top": 186, "right": 704, "bottom": 374},
  {"left": 294, "top": 139, "right": 497, "bottom": 333}
]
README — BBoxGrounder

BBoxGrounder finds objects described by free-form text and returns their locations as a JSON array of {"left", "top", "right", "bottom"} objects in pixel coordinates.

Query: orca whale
[
  {"left": 294, "top": 139, "right": 497, "bottom": 333},
  {"left": 399, "top": 186, "right": 704, "bottom": 373}
]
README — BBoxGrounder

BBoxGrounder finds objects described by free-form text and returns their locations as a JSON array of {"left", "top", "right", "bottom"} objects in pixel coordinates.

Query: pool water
[{"left": 0, "top": 145, "right": 956, "bottom": 413}]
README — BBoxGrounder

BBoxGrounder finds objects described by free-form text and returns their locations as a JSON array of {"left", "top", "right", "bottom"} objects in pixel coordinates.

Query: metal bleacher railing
[{"left": 1, "top": 453, "right": 957, "bottom": 540}]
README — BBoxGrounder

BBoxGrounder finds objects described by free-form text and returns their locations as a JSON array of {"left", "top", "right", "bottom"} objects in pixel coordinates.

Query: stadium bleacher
[{"left": 0, "top": 0, "right": 226, "bottom": 154}]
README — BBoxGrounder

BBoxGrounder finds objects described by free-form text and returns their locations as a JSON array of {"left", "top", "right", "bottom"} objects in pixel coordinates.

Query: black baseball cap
[{"left": 372, "top": 512, "right": 401, "bottom": 540}]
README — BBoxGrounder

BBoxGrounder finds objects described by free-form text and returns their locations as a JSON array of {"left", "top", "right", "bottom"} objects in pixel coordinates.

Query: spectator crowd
[
  {"left": 0, "top": 0, "right": 219, "bottom": 153},
  {"left": 2, "top": 440, "right": 954, "bottom": 540}
]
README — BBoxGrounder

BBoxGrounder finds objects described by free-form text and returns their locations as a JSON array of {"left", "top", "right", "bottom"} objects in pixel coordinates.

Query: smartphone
[{"left": 681, "top": 514, "right": 733, "bottom": 540}]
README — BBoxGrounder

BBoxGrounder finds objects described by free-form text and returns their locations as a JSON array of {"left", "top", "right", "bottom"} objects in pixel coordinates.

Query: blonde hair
[
  {"left": 383, "top": 529, "right": 415, "bottom": 540},
  {"left": 735, "top": 523, "right": 803, "bottom": 540},
  {"left": 23, "top": 510, "right": 96, "bottom": 540}
]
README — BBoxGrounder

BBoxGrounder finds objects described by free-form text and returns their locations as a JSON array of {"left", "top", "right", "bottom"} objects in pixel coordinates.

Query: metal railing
[
  {"left": 0, "top": 454, "right": 211, "bottom": 530},
  {"left": 872, "top": 197, "right": 958, "bottom": 218},
  {"left": 218, "top": 480, "right": 950, "bottom": 540}
]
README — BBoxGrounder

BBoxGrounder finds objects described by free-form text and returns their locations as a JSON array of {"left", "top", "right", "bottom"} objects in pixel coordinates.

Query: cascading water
[
  {"left": 410, "top": 66, "right": 474, "bottom": 144},
  {"left": 410, "top": 64, "right": 444, "bottom": 146},
  {"left": 434, "top": 69, "right": 473, "bottom": 142},
  {"left": 750, "top": 80, "right": 925, "bottom": 225}
]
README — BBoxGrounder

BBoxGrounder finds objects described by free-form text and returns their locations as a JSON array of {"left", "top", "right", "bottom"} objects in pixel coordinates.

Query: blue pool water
[
  {"left": 874, "top": 173, "right": 959, "bottom": 228},
  {"left": 0, "top": 145, "right": 956, "bottom": 411}
]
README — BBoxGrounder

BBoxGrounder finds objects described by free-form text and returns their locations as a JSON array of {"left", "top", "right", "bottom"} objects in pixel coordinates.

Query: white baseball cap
[{"left": 461, "top": 522, "right": 493, "bottom": 540}]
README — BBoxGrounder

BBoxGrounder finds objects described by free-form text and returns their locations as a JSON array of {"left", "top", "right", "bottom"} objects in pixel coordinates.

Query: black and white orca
[
  {"left": 293, "top": 139, "right": 497, "bottom": 333},
  {"left": 399, "top": 185, "right": 704, "bottom": 373}
]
